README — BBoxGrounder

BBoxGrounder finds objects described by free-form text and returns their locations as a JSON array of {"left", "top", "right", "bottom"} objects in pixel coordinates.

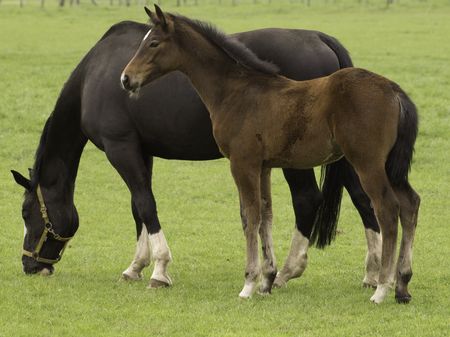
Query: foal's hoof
[
  {"left": 148, "top": 277, "right": 171, "bottom": 289},
  {"left": 258, "top": 272, "right": 276, "bottom": 294},
  {"left": 239, "top": 281, "right": 257, "bottom": 299},
  {"left": 362, "top": 281, "right": 377, "bottom": 289},
  {"left": 121, "top": 271, "right": 143, "bottom": 281},
  {"left": 370, "top": 284, "right": 390, "bottom": 304},
  {"left": 273, "top": 272, "right": 288, "bottom": 288},
  {"left": 395, "top": 292, "right": 412, "bottom": 304}
]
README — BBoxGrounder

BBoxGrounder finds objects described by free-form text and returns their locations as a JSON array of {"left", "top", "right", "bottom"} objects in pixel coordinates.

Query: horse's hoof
[
  {"left": 148, "top": 278, "right": 171, "bottom": 288},
  {"left": 395, "top": 292, "right": 412, "bottom": 304},
  {"left": 121, "top": 271, "right": 143, "bottom": 281}
]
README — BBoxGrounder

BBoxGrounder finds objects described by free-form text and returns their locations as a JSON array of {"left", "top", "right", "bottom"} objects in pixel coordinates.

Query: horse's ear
[
  {"left": 144, "top": 6, "right": 153, "bottom": 19},
  {"left": 11, "top": 170, "right": 31, "bottom": 191},
  {"left": 154, "top": 4, "right": 167, "bottom": 29}
]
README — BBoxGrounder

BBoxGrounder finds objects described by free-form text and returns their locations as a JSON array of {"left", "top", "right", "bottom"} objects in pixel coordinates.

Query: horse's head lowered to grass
[{"left": 11, "top": 119, "right": 80, "bottom": 275}]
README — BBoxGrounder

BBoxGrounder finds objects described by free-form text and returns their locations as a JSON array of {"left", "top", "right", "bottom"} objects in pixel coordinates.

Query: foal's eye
[{"left": 149, "top": 41, "right": 159, "bottom": 48}]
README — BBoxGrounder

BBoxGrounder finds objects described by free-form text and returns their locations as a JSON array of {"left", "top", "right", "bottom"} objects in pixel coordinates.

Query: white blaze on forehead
[
  {"left": 23, "top": 224, "right": 27, "bottom": 238},
  {"left": 143, "top": 29, "right": 152, "bottom": 41}
]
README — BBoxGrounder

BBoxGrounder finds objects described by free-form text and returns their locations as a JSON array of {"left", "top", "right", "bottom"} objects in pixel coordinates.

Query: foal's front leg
[
  {"left": 231, "top": 160, "right": 262, "bottom": 299},
  {"left": 258, "top": 168, "right": 277, "bottom": 294}
]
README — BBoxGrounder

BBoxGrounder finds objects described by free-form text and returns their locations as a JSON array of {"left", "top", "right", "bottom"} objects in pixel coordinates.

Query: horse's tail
[
  {"left": 318, "top": 32, "right": 354, "bottom": 68},
  {"left": 386, "top": 84, "right": 419, "bottom": 187},
  {"left": 309, "top": 159, "right": 348, "bottom": 248},
  {"left": 308, "top": 33, "right": 354, "bottom": 248}
]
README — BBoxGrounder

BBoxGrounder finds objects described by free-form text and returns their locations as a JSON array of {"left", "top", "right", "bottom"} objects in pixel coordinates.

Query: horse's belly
[{"left": 265, "top": 137, "right": 342, "bottom": 169}]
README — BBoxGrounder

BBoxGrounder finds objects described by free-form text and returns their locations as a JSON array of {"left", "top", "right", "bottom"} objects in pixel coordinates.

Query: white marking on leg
[
  {"left": 274, "top": 229, "right": 309, "bottom": 287},
  {"left": 148, "top": 229, "right": 172, "bottom": 287},
  {"left": 363, "top": 228, "right": 382, "bottom": 288},
  {"left": 239, "top": 280, "right": 257, "bottom": 299},
  {"left": 370, "top": 283, "right": 392, "bottom": 304},
  {"left": 122, "top": 226, "right": 150, "bottom": 280}
]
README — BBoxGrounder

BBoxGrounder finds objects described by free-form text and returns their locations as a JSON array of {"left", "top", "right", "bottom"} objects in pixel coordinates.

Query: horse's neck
[{"left": 37, "top": 80, "right": 87, "bottom": 191}]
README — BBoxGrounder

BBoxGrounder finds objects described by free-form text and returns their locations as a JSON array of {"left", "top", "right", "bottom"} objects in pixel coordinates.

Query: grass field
[{"left": 1, "top": 2, "right": 449, "bottom": 336}]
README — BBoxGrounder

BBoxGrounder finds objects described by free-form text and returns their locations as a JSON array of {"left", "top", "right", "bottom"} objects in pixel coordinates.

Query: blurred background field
[{"left": 0, "top": 1, "right": 449, "bottom": 337}]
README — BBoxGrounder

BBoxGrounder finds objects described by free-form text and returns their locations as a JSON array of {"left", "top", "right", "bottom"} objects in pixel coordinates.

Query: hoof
[
  {"left": 370, "top": 284, "right": 390, "bottom": 304},
  {"left": 259, "top": 272, "right": 276, "bottom": 294},
  {"left": 239, "top": 281, "right": 257, "bottom": 299},
  {"left": 395, "top": 292, "right": 412, "bottom": 304},
  {"left": 121, "top": 271, "right": 143, "bottom": 281},
  {"left": 362, "top": 281, "right": 377, "bottom": 289},
  {"left": 148, "top": 278, "right": 171, "bottom": 289},
  {"left": 273, "top": 271, "right": 288, "bottom": 288}
]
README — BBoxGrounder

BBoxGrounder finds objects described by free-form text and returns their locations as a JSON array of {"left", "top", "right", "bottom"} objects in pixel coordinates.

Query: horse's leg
[
  {"left": 104, "top": 142, "right": 172, "bottom": 288},
  {"left": 393, "top": 183, "right": 420, "bottom": 303},
  {"left": 274, "top": 169, "right": 322, "bottom": 288},
  {"left": 121, "top": 205, "right": 150, "bottom": 280},
  {"left": 258, "top": 168, "right": 277, "bottom": 294},
  {"left": 351, "top": 166, "right": 399, "bottom": 304},
  {"left": 230, "top": 159, "right": 262, "bottom": 299},
  {"left": 342, "top": 160, "right": 382, "bottom": 288}
]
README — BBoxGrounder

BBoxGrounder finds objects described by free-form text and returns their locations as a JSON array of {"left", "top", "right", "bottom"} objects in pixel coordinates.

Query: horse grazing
[
  {"left": 122, "top": 6, "right": 420, "bottom": 304},
  {"left": 13, "top": 15, "right": 381, "bottom": 291}
]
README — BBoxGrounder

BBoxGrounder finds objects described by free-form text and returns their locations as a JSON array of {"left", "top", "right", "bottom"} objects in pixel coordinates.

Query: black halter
[{"left": 22, "top": 185, "right": 73, "bottom": 265}]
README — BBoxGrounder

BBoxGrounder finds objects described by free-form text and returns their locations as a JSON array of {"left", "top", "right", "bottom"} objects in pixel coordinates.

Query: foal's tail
[
  {"left": 386, "top": 84, "right": 419, "bottom": 187},
  {"left": 310, "top": 84, "right": 418, "bottom": 248},
  {"left": 308, "top": 33, "right": 354, "bottom": 248}
]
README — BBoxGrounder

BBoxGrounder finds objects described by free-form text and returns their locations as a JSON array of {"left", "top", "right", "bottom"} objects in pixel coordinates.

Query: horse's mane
[
  {"left": 30, "top": 116, "right": 52, "bottom": 189},
  {"left": 172, "top": 14, "right": 280, "bottom": 76}
]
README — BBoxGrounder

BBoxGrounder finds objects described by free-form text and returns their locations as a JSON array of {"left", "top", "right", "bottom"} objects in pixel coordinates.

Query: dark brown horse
[{"left": 122, "top": 6, "right": 420, "bottom": 304}]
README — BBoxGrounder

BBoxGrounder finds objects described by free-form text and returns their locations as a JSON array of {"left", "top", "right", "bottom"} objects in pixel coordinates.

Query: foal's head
[{"left": 121, "top": 5, "right": 182, "bottom": 95}]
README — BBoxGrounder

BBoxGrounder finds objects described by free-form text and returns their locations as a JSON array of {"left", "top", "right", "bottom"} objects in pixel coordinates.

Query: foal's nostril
[{"left": 121, "top": 73, "right": 130, "bottom": 90}]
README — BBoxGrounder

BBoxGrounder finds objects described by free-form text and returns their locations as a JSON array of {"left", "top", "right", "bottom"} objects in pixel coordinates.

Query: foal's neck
[{"left": 178, "top": 27, "right": 277, "bottom": 117}]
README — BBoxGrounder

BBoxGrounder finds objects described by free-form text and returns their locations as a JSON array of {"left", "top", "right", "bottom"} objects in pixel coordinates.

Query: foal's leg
[
  {"left": 274, "top": 169, "right": 321, "bottom": 288},
  {"left": 105, "top": 142, "right": 172, "bottom": 288},
  {"left": 231, "top": 160, "right": 262, "bottom": 299},
  {"left": 258, "top": 168, "right": 277, "bottom": 294},
  {"left": 393, "top": 183, "right": 420, "bottom": 303},
  {"left": 353, "top": 167, "right": 399, "bottom": 304},
  {"left": 342, "top": 162, "right": 382, "bottom": 288}
]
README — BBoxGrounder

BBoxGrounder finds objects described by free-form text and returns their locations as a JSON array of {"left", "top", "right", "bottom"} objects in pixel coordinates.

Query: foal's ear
[
  {"left": 11, "top": 170, "right": 31, "bottom": 191},
  {"left": 154, "top": 4, "right": 167, "bottom": 29}
]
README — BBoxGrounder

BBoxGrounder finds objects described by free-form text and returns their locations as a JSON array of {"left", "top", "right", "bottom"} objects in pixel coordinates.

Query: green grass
[{"left": 1, "top": 2, "right": 449, "bottom": 337}]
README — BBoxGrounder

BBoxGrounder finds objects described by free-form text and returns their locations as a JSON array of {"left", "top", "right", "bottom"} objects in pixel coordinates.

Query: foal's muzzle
[{"left": 120, "top": 73, "right": 139, "bottom": 92}]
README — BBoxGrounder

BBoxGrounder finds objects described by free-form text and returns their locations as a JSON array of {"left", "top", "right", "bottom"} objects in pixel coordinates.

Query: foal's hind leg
[
  {"left": 342, "top": 163, "right": 382, "bottom": 288},
  {"left": 258, "top": 168, "right": 277, "bottom": 294},
  {"left": 351, "top": 167, "right": 399, "bottom": 304},
  {"left": 394, "top": 184, "right": 420, "bottom": 303}
]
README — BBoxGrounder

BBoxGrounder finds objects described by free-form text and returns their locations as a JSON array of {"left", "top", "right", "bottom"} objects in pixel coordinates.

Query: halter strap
[{"left": 22, "top": 184, "right": 73, "bottom": 265}]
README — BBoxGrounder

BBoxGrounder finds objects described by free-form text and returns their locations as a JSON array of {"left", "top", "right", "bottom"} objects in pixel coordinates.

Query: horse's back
[
  {"left": 234, "top": 28, "right": 343, "bottom": 80},
  {"left": 78, "top": 23, "right": 351, "bottom": 159}
]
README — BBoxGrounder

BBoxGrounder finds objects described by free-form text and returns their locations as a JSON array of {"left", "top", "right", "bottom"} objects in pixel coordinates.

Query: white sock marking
[
  {"left": 149, "top": 229, "right": 172, "bottom": 285},
  {"left": 274, "top": 229, "right": 309, "bottom": 287},
  {"left": 122, "top": 226, "right": 150, "bottom": 280}
]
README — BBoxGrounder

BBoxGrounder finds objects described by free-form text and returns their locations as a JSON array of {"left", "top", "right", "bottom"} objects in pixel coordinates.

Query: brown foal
[{"left": 121, "top": 6, "right": 420, "bottom": 304}]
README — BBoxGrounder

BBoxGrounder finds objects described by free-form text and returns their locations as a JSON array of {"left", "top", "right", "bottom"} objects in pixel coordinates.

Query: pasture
[{"left": 1, "top": 2, "right": 449, "bottom": 336}]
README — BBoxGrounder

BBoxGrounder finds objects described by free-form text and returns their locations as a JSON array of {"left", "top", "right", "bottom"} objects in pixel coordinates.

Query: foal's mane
[{"left": 171, "top": 14, "right": 280, "bottom": 76}]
